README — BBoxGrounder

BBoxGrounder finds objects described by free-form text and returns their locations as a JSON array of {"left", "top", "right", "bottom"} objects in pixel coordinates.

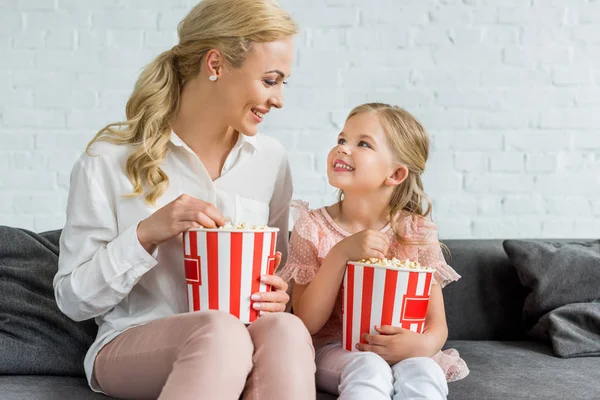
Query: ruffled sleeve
[
  {"left": 392, "top": 213, "right": 461, "bottom": 289},
  {"left": 276, "top": 201, "right": 321, "bottom": 285}
]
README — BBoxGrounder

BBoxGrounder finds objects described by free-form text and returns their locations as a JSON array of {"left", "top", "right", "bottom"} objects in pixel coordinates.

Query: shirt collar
[{"left": 169, "top": 130, "right": 259, "bottom": 152}]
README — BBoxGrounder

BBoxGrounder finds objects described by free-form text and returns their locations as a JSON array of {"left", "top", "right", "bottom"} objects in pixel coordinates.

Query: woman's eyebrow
[{"left": 264, "top": 69, "right": 288, "bottom": 78}]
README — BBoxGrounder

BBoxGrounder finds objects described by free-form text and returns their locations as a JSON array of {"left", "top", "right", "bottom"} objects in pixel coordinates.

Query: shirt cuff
[{"left": 108, "top": 225, "right": 159, "bottom": 278}]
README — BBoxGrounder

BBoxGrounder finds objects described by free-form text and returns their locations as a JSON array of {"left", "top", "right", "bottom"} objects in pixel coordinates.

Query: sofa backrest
[{"left": 442, "top": 239, "right": 527, "bottom": 341}]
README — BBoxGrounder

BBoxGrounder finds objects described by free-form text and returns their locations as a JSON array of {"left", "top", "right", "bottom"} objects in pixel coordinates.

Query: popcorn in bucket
[
  {"left": 342, "top": 258, "right": 435, "bottom": 351},
  {"left": 183, "top": 224, "right": 279, "bottom": 324}
]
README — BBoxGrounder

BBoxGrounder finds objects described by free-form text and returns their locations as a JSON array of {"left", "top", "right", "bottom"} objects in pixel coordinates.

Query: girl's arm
[
  {"left": 421, "top": 283, "right": 449, "bottom": 354},
  {"left": 292, "top": 245, "right": 348, "bottom": 335}
]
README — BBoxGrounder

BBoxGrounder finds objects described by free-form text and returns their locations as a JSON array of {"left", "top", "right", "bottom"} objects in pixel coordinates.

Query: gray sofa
[{"left": 1, "top": 226, "right": 599, "bottom": 400}]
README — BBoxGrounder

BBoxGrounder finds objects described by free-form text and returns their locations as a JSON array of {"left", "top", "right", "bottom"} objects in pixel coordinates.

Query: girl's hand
[
  {"left": 251, "top": 252, "right": 289, "bottom": 313},
  {"left": 334, "top": 229, "right": 390, "bottom": 262},
  {"left": 357, "top": 325, "right": 436, "bottom": 364},
  {"left": 137, "top": 194, "right": 226, "bottom": 253}
]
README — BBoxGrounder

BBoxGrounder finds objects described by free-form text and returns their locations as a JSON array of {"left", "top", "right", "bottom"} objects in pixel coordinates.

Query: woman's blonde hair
[
  {"left": 341, "top": 103, "right": 439, "bottom": 247},
  {"left": 86, "top": 0, "right": 297, "bottom": 206}
]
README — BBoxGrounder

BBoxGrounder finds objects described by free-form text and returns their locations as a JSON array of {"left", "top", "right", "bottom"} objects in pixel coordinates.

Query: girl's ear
[{"left": 385, "top": 165, "right": 409, "bottom": 187}]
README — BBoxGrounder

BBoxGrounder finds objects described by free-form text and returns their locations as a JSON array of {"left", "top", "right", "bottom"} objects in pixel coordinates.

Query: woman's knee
[
  {"left": 184, "top": 311, "right": 253, "bottom": 355},
  {"left": 249, "top": 312, "right": 311, "bottom": 343}
]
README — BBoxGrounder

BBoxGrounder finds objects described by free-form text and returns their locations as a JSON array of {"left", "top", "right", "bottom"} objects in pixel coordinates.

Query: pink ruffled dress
[{"left": 278, "top": 200, "right": 470, "bottom": 382}]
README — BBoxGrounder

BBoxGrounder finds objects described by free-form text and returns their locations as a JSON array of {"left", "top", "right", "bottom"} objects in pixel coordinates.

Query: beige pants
[{"left": 94, "top": 311, "right": 316, "bottom": 400}]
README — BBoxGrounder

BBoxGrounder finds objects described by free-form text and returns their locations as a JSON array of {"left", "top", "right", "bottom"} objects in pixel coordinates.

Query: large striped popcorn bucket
[
  {"left": 182, "top": 228, "right": 279, "bottom": 324},
  {"left": 342, "top": 261, "right": 435, "bottom": 351}
]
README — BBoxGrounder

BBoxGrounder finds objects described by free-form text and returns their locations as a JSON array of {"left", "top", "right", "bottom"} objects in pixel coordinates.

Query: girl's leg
[
  {"left": 391, "top": 357, "right": 448, "bottom": 400},
  {"left": 316, "top": 343, "right": 393, "bottom": 400},
  {"left": 94, "top": 310, "right": 254, "bottom": 400},
  {"left": 244, "top": 313, "right": 316, "bottom": 400}
]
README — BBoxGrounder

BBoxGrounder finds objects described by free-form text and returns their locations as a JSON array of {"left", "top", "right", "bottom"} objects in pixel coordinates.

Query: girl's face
[
  {"left": 214, "top": 38, "right": 294, "bottom": 136},
  {"left": 327, "top": 112, "right": 402, "bottom": 194}
]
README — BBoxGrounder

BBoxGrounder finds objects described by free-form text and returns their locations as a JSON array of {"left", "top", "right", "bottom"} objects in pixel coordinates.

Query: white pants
[{"left": 316, "top": 343, "right": 448, "bottom": 400}]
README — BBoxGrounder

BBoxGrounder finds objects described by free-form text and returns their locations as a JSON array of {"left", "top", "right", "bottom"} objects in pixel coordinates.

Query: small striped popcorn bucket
[
  {"left": 183, "top": 228, "right": 279, "bottom": 324},
  {"left": 342, "top": 261, "right": 434, "bottom": 351}
]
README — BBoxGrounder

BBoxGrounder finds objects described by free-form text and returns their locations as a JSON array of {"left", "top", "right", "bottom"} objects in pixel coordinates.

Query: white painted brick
[
  {"left": 526, "top": 154, "right": 558, "bottom": 173},
  {"left": 11, "top": 71, "right": 72, "bottom": 90},
  {"left": 413, "top": 27, "right": 451, "bottom": 46},
  {"left": 465, "top": 174, "right": 535, "bottom": 194},
  {"left": 98, "top": 90, "right": 129, "bottom": 108},
  {"left": 156, "top": 9, "right": 188, "bottom": 31},
  {"left": 544, "top": 196, "right": 592, "bottom": 216},
  {"left": 76, "top": 29, "right": 108, "bottom": 49},
  {"left": 12, "top": 30, "right": 44, "bottom": 49},
  {"left": 0, "top": 89, "right": 33, "bottom": 108},
  {"left": 557, "top": 152, "right": 598, "bottom": 173},
  {"left": 8, "top": 151, "right": 47, "bottom": 170},
  {"left": 262, "top": 129, "right": 296, "bottom": 152},
  {"left": 294, "top": 173, "right": 328, "bottom": 194},
  {"left": 0, "top": 11, "right": 22, "bottom": 32},
  {"left": 0, "top": 214, "right": 35, "bottom": 230},
  {"left": 364, "top": 49, "right": 434, "bottom": 69},
  {"left": 107, "top": 30, "right": 143, "bottom": 50},
  {"left": 472, "top": 217, "right": 542, "bottom": 239},
  {"left": 578, "top": 3, "right": 600, "bottom": 23},
  {"left": 505, "top": 132, "right": 571, "bottom": 151},
  {"left": 490, "top": 152, "right": 524, "bottom": 172},
  {"left": 482, "top": 26, "right": 519, "bottom": 45},
  {"left": 143, "top": 30, "right": 178, "bottom": 50},
  {"left": 361, "top": 5, "right": 428, "bottom": 26},
  {"left": 307, "top": 28, "right": 344, "bottom": 50},
  {"left": 345, "top": 27, "right": 411, "bottom": 50},
  {"left": 572, "top": 132, "right": 600, "bottom": 149},
  {"left": 340, "top": 68, "right": 410, "bottom": 89},
  {"left": 57, "top": 0, "right": 119, "bottom": 10},
  {"left": 499, "top": 89, "right": 573, "bottom": 108},
  {"left": 481, "top": 67, "right": 551, "bottom": 87},
  {"left": 421, "top": 171, "right": 463, "bottom": 195},
  {"left": 552, "top": 66, "right": 592, "bottom": 86},
  {"left": 92, "top": 11, "right": 158, "bottom": 29},
  {"left": 573, "top": 219, "right": 600, "bottom": 238},
  {"left": 411, "top": 68, "right": 481, "bottom": 87},
  {"left": 76, "top": 70, "right": 138, "bottom": 91},
  {"left": 45, "top": 29, "right": 75, "bottom": 49},
  {"left": 535, "top": 173, "right": 600, "bottom": 195},
  {"left": 542, "top": 219, "right": 575, "bottom": 238},
  {"left": 426, "top": 152, "right": 454, "bottom": 174},
  {"left": 57, "top": 171, "right": 70, "bottom": 190},
  {"left": 66, "top": 108, "right": 124, "bottom": 129},
  {"left": 436, "top": 89, "right": 500, "bottom": 109},
  {"left": 0, "top": 193, "right": 14, "bottom": 213},
  {"left": 95, "top": 50, "right": 157, "bottom": 69},
  {"left": 448, "top": 28, "right": 482, "bottom": 46},
  {"left": 34, "top": 50, "right": 99, "bottom": 71},
  {"left": 452, "top": 132, "right": 503, "bottom": 151},
  {"left": 503, "top": 195, "right": 544, "bottom": 215},
  {"left": 412, "top": 109, "right": 470, "bottom": 129},
  {"left": 472, "top": 111, "right": 535, "bottom": 129},
  {"left": 35, "top": 215, "right": 66, "bottom": 232},
  {"left": 540, "top": 109, "right": 599, "bottom": 129},
  {"left": 432, "top": 196, "right": 479, "bottom": 216},
  {"left": 35, "top": 90, "right": 96, "bottom": 108},
  {"left": 13, "top": 193, "right": 68, "bottom": 214},
  {"left": 0, "top": 50, "right": 35, "bottom": 68},
  {"left": 433, "top": 46, "right": 502, "bottom": 67},
  {"left": 0, "top": 133, "right": 35, "bottom": 151},
  {"left": 35, "top": 133, "right": 92, "bottom": 153},
  {"left": 0, "top": 170, "right": 56, "bottom": 190},
  {"left": 366, "top": 89, "right": 434, "bottom": 108},
  {"left": 435, "top": 218, "right": 472, "bottom": 239},
  {"left": 521, "top": 27, "right": 570, "bottom": 46},
  {"left": 478, "top": 197, "right": 504, "bottom": 216},
  {"left": 503, "top": 46, "right": 572, "bottom": 67},
  {"left": 3, "top": 108, "right": 65, "bottom": 128},
  {"left": 17, "top": 0, "right": 56, "bottom": 10},
  {"left": 428, "top": 6, "right": 473, "bottom": 25},
  {"left": 25, "top": 10, "right": 89, "bottom": 30},
  {"left": 454, "top": 152, "right": 489, "bottom": 172},
  {"left": 593, "top": 199, "right": 600, "bottom": 216},
  {"left": 497, "top": 7, "right": 566, "bottom": 25},
  {"left": 119, "top": 0, "right": 188, "bottom": 9}
]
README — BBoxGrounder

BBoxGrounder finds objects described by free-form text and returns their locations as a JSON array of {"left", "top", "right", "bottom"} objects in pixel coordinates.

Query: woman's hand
[
  {"left": 137, "top": 194, "right": 226, "bottom": 253},
  {"left": 250, "top": 252, "right": 290, "bottom": 313},
  {"left": 333, "top": 229, "right": 390, "bottom": 262},
  {"left": 357, "top": 325, "right": 438, "bottom": 365}
]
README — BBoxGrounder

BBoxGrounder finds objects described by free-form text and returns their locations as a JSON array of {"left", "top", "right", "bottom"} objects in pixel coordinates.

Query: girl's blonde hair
[
  {"left": 342, "top": 103, "right": 438, "bottom": 247},
  {"left": 87, "top": 0, "right": 297, "bottom": 206}
]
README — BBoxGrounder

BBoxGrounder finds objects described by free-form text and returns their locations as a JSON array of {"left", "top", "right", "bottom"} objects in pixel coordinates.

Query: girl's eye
[
  {"left": 358, "top": 141, "right": 371, "bottom": 148},
  {"left": 337, "top": 138, "right": 346, "bottom": 145}
]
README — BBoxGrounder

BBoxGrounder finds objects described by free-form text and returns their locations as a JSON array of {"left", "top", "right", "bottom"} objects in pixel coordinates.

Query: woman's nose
[{"left": 268, "top": 88, "right": 284, "bottom": 109}]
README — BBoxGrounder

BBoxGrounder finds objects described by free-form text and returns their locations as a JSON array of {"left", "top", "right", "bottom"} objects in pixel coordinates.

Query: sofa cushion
[
  {"left": 503, "top": 240, "right": 600, "bottom": 328},
  {"left": 0, "top": 226, "right": 97, "bottom": 375},
  {"left": 445, "top": 340, "right": 600, "bottom": 400},
  {"left": 0, "top": 376, "right": 111, "bottom": 400}
]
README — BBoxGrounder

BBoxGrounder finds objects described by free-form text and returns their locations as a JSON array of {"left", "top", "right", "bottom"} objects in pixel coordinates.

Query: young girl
[
  {"left": 279, "top": 103, "right": 469, "bottom": 400},
  {"left": 54, "top": 1, "right": 315, "bottom": 399}
]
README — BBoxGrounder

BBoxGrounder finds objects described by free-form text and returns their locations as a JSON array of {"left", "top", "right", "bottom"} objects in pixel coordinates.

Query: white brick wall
[{"left": 1, "top": 0, "right": 599, "bottom": 239}]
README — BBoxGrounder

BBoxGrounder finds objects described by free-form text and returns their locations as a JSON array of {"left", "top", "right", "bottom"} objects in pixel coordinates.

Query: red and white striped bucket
[
  {"left": 342, "top": 261, "right": 434, "bottom": 351},
  {"left": 183, "top": 228, "right": 279, "bottom": 324}
]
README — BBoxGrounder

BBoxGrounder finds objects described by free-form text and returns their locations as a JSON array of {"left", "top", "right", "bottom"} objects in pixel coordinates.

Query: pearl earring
[{"left": 209, "top": 75, "right": 217, "bottom": 81}]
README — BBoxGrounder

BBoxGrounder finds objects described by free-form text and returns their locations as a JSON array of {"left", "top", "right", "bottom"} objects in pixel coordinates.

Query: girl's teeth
[
  {"left": 335, "top": 163, "right": 353, "bottom": 170},
  {"left": 252, "top": 110, "right": 264, "bottom": 118}
]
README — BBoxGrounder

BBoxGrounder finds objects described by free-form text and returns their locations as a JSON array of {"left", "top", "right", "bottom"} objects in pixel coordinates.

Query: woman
[{"left": 53, "top": 1, "right": 315, "bottom": 399}]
